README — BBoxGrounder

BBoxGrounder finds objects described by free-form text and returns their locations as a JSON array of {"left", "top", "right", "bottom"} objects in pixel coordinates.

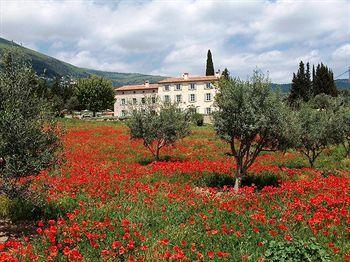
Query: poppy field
[{"left": 1, "top": 120, "right": 349, "bottom": 261}]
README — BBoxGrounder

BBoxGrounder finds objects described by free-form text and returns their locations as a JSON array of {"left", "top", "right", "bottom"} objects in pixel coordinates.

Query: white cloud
[{"left": 0, "top": 0, "right": 349, "bottom": 83}]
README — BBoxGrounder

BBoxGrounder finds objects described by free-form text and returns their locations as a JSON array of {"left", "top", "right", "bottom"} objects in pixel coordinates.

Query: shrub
[
  {"left": 241, "top": 171, "right": 280, "bottom": 190},
  {"left": 198, "top": 173, "right": 235, "bottom": 188},
  {"left": 191, "top": 113, "right": 204, "bottom": 126},
  {"left": 264, "top": 239, "right": 331, "bottom": 262}
]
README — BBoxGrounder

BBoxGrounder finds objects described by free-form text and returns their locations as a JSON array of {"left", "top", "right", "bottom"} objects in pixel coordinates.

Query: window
[
  {"left": 121, "top": 98, "right": 126, "bottom": 105},
  {"left": 189, "top": 93, "right": 196, "bottom": 102},
  {"left": 189, "top": 83, "right": 196, "bottom": 90},
  {"left": 205, "top": 82, "right": 212, "bottom": 89},
  {"left": 132, "top": 98, "right": 137, "bottom": 104},
  {"left": 141, "top": 109, "right": 146, "bottom": 115},
  {"left": 141, "top": 97, "right": 146, "bottom": 104},
  {"left": 175, "top": 84, "right": 181, "bottom": 91},
  {"left": 164, "top": 85, "right": 170, "bottom": 91},
  {"left": 152, "top": 97, "right": 156, "bottom": 104},
  {"left": 121, "top": 110, "right": 127, "bottom": 117},
  {"left": 176, "top": 94, "right": 182, "bottom": 103},
  {"left": 164, "top": 95, "right": 170, "bottom": 103},
  {"left": 205, "top": 93, "right": 212, "bottom": 101},
  {"left": 205, "top": 107, "right": 212, "bottom": 115},
  {"left": 189, "top": 107, "right": 197, "bottom": 114}
]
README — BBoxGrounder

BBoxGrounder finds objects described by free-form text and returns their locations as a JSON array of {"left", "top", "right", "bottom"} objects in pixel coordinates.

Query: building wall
[
  {"left": 157, "top": 81, "right": 219, "bottom": 115},
  {"left": 114, "top": 89, "right": 157, "bottom": 117}
]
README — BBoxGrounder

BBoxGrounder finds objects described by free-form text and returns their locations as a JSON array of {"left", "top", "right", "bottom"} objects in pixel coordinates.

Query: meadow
[{"left": 1, "top": 120, "right": 349, "bottom": 261}]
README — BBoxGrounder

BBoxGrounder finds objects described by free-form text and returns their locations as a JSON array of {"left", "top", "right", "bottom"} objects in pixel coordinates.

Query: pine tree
[{"left": 206, "top": 50, "right": 215, "bottom": 76}]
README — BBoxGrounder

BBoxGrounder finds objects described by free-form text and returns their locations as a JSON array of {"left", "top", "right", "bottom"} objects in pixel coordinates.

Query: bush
[
  {"left": 191, "top": 113, "right": 204, "bottom": 126},
  {"left": 241, "top": 171, "right": 280, "bottom": 190},
  {"left": 0, "top": 50, "right": 61, "bottom": 200},
  {"left": 198, "top": 173, "right": 235, "bottom": 188},
  {"left": 264, "top": 239, "right": 331, "bottom": 262}
]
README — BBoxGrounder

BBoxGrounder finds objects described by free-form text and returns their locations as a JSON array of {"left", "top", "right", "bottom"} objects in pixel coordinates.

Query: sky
[{"left": 0, "top": 0, "right": 349, "bottom": 83}]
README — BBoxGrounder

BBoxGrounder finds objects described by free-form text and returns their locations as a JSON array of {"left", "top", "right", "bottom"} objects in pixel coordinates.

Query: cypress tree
[
  {"left": 305, "top": 62, "right": 312, "bottom": 100},
  {"left": 221, "top": 68, "right": 230, "bottom": 80},
  {"left": 289, "top": 61, "right": 309, "bottom": 103},
  {"left": 206, "top": 50, "right": 215, "bottom": 76},
  {"left": 313, "top": 63, "right": 337, "bottom": 97}
]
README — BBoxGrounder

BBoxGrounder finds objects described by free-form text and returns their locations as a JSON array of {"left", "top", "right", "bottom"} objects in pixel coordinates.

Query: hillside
[
  {"left": 0, "top": 37, "right": 164, "bottom": 86},
  {"left": 0, "top": 37, "right": 348, "bottom": 90}
]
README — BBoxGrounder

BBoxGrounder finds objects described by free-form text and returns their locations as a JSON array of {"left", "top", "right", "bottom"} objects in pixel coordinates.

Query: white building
[
  {"left": 114, "top": 72, "right": 220, "bottom": 118},
  {"left": 114, "top": 81, "right": 158, "bottom": 118}
]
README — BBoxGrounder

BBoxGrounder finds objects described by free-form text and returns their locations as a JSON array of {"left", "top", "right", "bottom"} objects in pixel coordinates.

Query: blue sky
[{"left": 0, "top": 0, "right": 349, "bottom": 83}]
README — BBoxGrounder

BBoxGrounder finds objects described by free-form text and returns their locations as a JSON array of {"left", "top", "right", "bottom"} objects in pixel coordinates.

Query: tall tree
[
  {"left": 313, "top": 63, "right": 337, "bottom": 97},
  {"left": 221, "top": 68, "right": 230, "bottom": 81},
  {"left": 289, "top": 61, "right": 312, "bottom": 104},
  {"left": 76, "top": 75, "right": 115, "bottom": 117},
  {"left": 206, "top": 49, "right": 215, "bottom": 76}
]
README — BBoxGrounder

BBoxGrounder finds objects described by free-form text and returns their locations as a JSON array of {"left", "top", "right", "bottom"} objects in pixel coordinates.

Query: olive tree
[
  {"left": 296, "top": 95, "right": 349, "bottom": 165},
  {"left": 127, "top": 100, "right": 190, "bottom": 161},
  {"left": 76, "top": 75, "right": 115, "bottom": 117},
  {"left": 213, "top": 71, "right": 296, "bottom": 191},
  {"left": 0, "top": 51, "right": 60, "bottom": 198}
]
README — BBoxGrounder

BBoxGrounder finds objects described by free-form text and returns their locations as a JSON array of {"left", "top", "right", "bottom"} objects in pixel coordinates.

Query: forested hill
[{"left": 0, "top": 37, "right": 164, "bottom": 86}]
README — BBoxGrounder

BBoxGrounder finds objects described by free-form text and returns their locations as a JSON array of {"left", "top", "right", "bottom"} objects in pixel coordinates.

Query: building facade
[
  {"left": 113, "top": 73, "right": 220, "bottom": 118},
  {"left": 114, "top": 81, "right": 158, "bottom": 118}
]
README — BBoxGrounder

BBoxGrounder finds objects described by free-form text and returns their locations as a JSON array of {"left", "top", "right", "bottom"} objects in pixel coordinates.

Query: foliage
[
  {"left": 264, "top": 239, "right": 331, "bottom": 262},
  {"left": 313, "top": 63, "right": 337, "bottom": 97},
  {"left": 190, "top": 112, "right": 204, "bottom": 126},
  {"left": 221, "top": 68, "right": 230, "bottom": 81},
  {"left": 75, "top": 75, "right": 115, "bottom": 116},
  {"left": 289, "top": 61, "right": 338, "bottom": 105},
  {"left": 241, "top": 171, "right": 280, "bottom": 190},
  {"left": 295, "top": 95, "right": 346, "bottom": 167},
  {"left": 0, "top": 50, "right": 61, "bottom": 199},
  {"left": 127, "top": 102, "right": 190, "bottom": 160},
  {"left": 205, "top": 49, "right": 215, "bottom": 76},
  {"left": 289, "top": 61, "right": 312, "bottom": 104},
  {"left": 213, "top": 70, "right": 296, "bottom": 190}
]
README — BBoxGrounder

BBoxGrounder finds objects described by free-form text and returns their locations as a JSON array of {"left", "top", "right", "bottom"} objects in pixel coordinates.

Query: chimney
[
  {"left": 215, "top": 69, "right": 221, "bottom": 78},
  {"left": 144, "top": 81, "right": 150, "bottom": 87},
  {"left": 182, "top": 72, "right": 189, "bottom": 80}
]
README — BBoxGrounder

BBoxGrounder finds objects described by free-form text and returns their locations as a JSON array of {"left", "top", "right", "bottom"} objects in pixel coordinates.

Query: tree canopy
[
  {"left": 76, "top": 75, "right": 115, "bottom": 116},
  {"left": 127, "top": 101, "right": 190, "bottom": 161},
  {"left": 213, "top": 71, "right": 296, "bottom": 190}
]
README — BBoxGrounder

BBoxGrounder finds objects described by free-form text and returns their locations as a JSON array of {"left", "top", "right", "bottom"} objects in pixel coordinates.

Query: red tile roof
[
  {"left": 158, "top": 75, "right": 219, "bottom": 84},
  {"left": 115, "top": 83, "right": 158, "bottom": 91}
]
